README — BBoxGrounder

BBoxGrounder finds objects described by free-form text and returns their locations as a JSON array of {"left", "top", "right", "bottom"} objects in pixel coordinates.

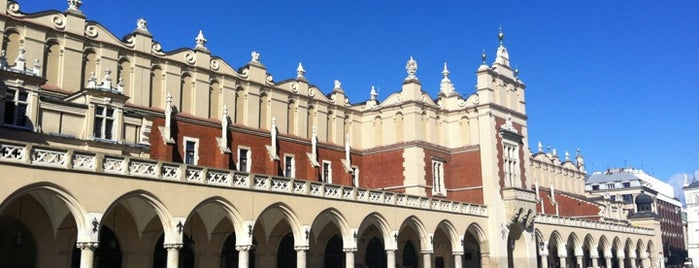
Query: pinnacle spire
[
  {"left": 440, "top": 62, "right": 455, "bottom": 95},
  {"left": 297, "top": 62, "right": 306, "bottom": 79}
]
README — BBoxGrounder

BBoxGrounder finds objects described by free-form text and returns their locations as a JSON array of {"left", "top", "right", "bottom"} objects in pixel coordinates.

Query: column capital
[
  {"left": 343, "top": 248, "right": 357, "bottom": 253},
  {"left": 164, "top": 243, "right": 183, "bottom": 250},
  {"left": 76, "top": 241, "right": 99, "bottom": 250},
  {"left": 420, "top": 250, "right": 434, "bottom": 254},
  {"left": 294, "top": 245, "right": 309, "bottom": 251},
  {"left": 452, "top": 251, "right": 464, "bottom": 256},
  {"left": 236, "top": 245, "right": 253, "bottom": 252}
]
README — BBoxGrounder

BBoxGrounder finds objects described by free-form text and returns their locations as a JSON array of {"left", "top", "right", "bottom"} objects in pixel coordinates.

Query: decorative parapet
[
  {"left": 535, "top": 214, "right": 655, "bottom": 236},
  {"left": 0, "top": 140, "right": 488, "bottom": 217}
]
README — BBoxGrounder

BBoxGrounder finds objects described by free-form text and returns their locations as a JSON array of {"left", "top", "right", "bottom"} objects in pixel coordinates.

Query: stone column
[
  {"left": 617, "top": 257, "right": 625, "bottom": 268},
  {"left": 576, "top": 255, "right": 583, "bottom": 268},
  {"left": 480, "top": 252, "right": 490, "bottom": 268},
  {"left": 76, "top": 242, "right": 98, "bottom": 268},
  {"left": 629, "top": 257, "right": 636, "bottom": 268},
  {"left": 590, "top": 255, "right": 599, "bottom": 268},
  {"left": 236, "top": 245, "right": 252, "bottom": 268},
  {"left": 605, "top": 257, "right": 612, "bottom": 268},
  {"left": 559, "top": 256, "right": 566, "bottom": 268},
  {"left": 539, "top": 253, "right": 549, "bottom": 268},
  {"left": 421, "top": 251, "right": 433, "bottom": 268},
  {"left": 453, "top": 253, "right": 463, "bottom": 268},
  {"left": 386, "top": 250, "right": 396, "bottom": 268},
  {"left": 164, "top": 243, "right": 183, "bottom": 268},
  {"left": 343, "top": 248, "right": 356, "bottom": 268},
  {"left": 295, "top": 246, "right": 308, "bottom": 268}
]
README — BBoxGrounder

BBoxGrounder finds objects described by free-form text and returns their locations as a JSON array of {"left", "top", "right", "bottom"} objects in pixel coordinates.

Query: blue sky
[{"left": 18, "top": 1, "right": 699, "bottom": 201}]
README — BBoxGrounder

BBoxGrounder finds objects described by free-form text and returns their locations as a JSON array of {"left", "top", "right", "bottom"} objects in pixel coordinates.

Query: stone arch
[
  {"left": 102, "top": 190, "right": 175, "bottom": 243},
  {"left": 286, "top": 99, "right": 296, "bottom": 135},
  {"left": 435, "top": 219, "right": 459, "bottom": 251},
  {"left": 179, "top": 72, "right": 193, "bottom": 114},
  {"left": 432, "top": 219, "right": 458, "bottom": 268},
  {"left": 2, "top": 28, "right": 22, "bottom": 66},
  {"left": 394, "top": 112, "right": 404, "bottom": 143},
  {"left": 254, "top": 202, "right": 303, "bottom": 245},
  {"left": 598, "top": 235, "right": 610, "bottom": 266},
  {"left": 117, "top": 56, "right": 131, "bottom": 96},
  {"left": 149, "top": 65, "right": 164, "bottom": 108},
  {"left": 81, "top": 48, "right": 98, "bottom": 87},
  {"left": 0, "top": 182, "right": 88, "bottom": 241},
  {"left": 464, "top": 223, "right": 486, "bottom": 267},
  {"left": 548, "top": 230, "right": 564, "bottom": 268},
  {"left": 358, "top": 212, "right": 392, "bottom": 268},
  {"left": 208, "top": 78, "right": 221, "bottom": 120},
  {"left": 646, "top": 239, "right": 656, "bottom": 267},
  {"left": 582, "top": 234, "right": 596, "bottom": 267},
  {"left": 565, "top": 232, "right": 582, "bottom": 267},
  {"left": 398, "top": 216, "right": 428, "bottom": 250},
  {"left": 185, "top": 197, "right": 245, "bottom": 243},
  {"left": 234, "top": 85, "right": 246, "bottom": 124},
  {"left": 310, "top": 208, "right": 351, "bottom": 247}
]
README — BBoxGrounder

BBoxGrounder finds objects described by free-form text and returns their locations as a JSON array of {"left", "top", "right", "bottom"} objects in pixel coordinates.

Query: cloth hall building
[{"left": 0, "top": 1, "right": 666, "bottom": 268}]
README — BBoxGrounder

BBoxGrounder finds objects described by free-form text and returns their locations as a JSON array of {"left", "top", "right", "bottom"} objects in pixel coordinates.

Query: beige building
[{"left": 0, "top": 1, "right": 663, "bottom": 268}]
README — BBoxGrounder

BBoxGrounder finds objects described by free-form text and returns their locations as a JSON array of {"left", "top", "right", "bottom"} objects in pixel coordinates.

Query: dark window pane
[
  {"left": 4, "top": 102, "right": 15, "bottom": 124},
  {"left": 18, "top": 92, "right": 28, "bottom": 101},
  {"left": 16, "top": 103, "right": 27, "bottom": 126},
  {"left": 106, "top": 108, "right": 114, "bottom": 117},
  {"left": 104, "top": 119, "right": 113, "bottom": 140},
  {"left": 96, "top": 106, "right": 104, "bottom": 115},
  {"left": 94, "top": 118, "right": 103, "bottom": 138}
]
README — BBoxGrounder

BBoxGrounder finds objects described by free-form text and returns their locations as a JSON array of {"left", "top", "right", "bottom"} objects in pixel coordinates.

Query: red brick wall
[
  {"left": 447, "top": 150, "right": 484, "bottom": 204},
  {"left": 494, "top": 117, "right": 527, "bottom": 192},
  {"left": 150, "top": 117, "right": 229, "bottom": 168},
  {"left": 358, "top": 149, "right": 405, "bottom": 190}
]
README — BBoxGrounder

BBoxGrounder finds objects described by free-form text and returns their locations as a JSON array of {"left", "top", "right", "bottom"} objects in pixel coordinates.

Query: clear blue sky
[{"left": 18, "top": 1, "right": 699, "bottom": 200}]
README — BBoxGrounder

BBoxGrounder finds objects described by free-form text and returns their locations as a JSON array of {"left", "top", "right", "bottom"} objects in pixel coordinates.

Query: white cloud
[{"left": 666, "top": 170, "right": 699, "bottom": 206}]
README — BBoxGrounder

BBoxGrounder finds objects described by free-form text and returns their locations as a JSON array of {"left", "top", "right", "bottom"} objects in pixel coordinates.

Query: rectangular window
[
  {"left": 94, "top": 105, "right": 115, "bottom": 140},
  {"left": 623, "top": 194, "right": 633, "bottom": 204},
  {"left": 502, "top": 142, "right": 519, "bottom": 188},
  {"left": 591, "top": 185, "right": 599, "bottom": 191},
  {"left": 183, "top": 137, "right": 198, "bottom": 165},
  {"left": 238, "top": 148, "right": 250, "bottom": 172},
  {"left": 607, "top": 183, "right": 616, "bottom": 189},
  {"left": 432, "top": 160, "right": 446, "bottom": 196},
  {"left": 3, "top": 89, "right": 28, "bottom": 127},
  {"left": 284, "top": 155, "right": 295, "bottom": 178},
  {"left": 322, "top": 160, "right": 332, "bottom": 183},
  {"left": 622, "top": 182, "right": 631, "bottom": 188}
]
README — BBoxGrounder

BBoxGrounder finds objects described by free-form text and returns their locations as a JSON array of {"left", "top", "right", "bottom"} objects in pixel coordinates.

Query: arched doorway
[
  {"left": 324, "top": 235, "right": 344, "bottom": 267},
  {"left": 366, "top": 237, "right": 386, "bottom": 268},
  {"left": 277, "top": 233, "right": 295, "bottom": 268},
  {"left": 153, "top": 234, "right": 195, "bottom": 268},
  {"left": 402, "top": 240, "right": 418, "bottom": 268}
]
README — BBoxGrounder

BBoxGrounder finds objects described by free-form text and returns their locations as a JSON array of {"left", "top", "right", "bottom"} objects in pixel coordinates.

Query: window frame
[
  {"left": 502, "top": 141, "right": 520, "bottom": 188},
  {"left": 321, "top": 160, "right": 332, "bottom": 184},
  {"left": 284, "top": 154, "right": 295, "bottom": 178},
  {"left": 183, "top": 136, "right": 199, "bottom": 165},
  {"left": 432, "top": 160, "right": 446, "bottom": 196},
  {"left": 238, "top": 146, "right": 251, "bottom": 172},
  {"left": 351, "top": 166, "right": 360, "bottom": 187},
  {"left": 93, "top": 104, "right": 116, "bottom": 141},
  {"left": 3, "top": 88, "right": 30, "bottom": 128}
]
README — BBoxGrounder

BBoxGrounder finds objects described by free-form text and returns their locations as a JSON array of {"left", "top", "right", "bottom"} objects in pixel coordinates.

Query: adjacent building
[
  {"left": 0, "top": 1, "right": 664, "bottom": 267},
  {"left": 685, "top": 177, "right": 699, "bottom": 268},
  {"left": 587, "top": 168, "right": 686, "bottom": 266}
]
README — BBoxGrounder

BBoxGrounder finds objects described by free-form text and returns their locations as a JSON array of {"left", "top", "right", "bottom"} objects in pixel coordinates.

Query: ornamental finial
[
  {"left": 297, "top": 62, "right": 305, "bottom": 79},
  {"left": 481, "top": 49, "right": 487, "bottom": 65},
  {"left": 498, "top": 26, "right": 504, "bottom": 45},
  {"left": 67, "top": 0, "right": 82, "bottom": 10},
  {"left": 405, "top": 56, "right": 418, "bottom": 81},
  {"left": 370, "top": 86, "right": 378, "bottom": 100},
  {"left": 537, "top": 141, "right": 543, "bottom": 153},
  {"left": 442, "top": 62, "right": 450, "bottom": 78},
  {"left": 250, "top": 51, "right": 260, "bottom": 62},
  {"left": 195, "top": 30, "right": 207, "bottom": 47},
  {"left": 334, "top": 80, "right": 342, "bottom": 89}
]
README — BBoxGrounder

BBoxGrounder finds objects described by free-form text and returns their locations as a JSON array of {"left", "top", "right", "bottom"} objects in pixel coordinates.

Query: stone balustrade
[{"left": 535, "top": 214, "right": 655, "bottom": 235}]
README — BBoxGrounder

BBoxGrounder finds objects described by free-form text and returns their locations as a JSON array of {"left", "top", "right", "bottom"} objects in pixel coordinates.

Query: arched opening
[
  {"left": 149, "top": 66, "right": 163, "bottom": 108},
  {"left": 118, "top": 58, "right": 131, "bottom": 95},
  {"left": 548, "top": 233, "right": 562, "bottom": 268},
  {"left": 277, "top": 233, "right": 295, "bottom": 268},
  {"left": 464, "top": 230, "right": 481, "bottom": 268},
  {"left": 44, "top": 41, "right": 61, "bottom": 85},
  {"left": 0, "top": 213, "right": 36, "bottom": 267},
  {"left": 395, "top": 113, "right": 404, "bottom": 143},
  {"left": 2, "top": 30, "right": 21, "bottom": 66},
  {"left": 81, "top": 49, "right": 97, "bottom": 88},
  {"left": 402, "top": 240, "right": 418, "bottom": 268},
  {"left": 209, "top": 80, "right": 220, "bottom": 119},
  {"left": 180, "top": 73, "right": 193, "bottom": 114},
  {"left": 324, "top": 235, "right": 344, "bottom": 267},
  {"left": 306, "top": 105, "right": 315, "bottom": 139},
  {"left": 366, "top": 237, "right": 386, "bottom": 268},
  {"left": 234, "top": 88, "right": 245, "bottom": 124}
]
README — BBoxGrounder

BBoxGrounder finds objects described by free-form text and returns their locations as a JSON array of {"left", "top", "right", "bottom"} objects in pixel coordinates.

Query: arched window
[
  {"left": 2, "top": 30, "right": 21, "bottom": 66},
  {"left": 149, "top": 66, "right": 163, "bottom": 108},
  {"left": 180, "top": 73, "right": 193, "bottom": 113},
  {"left": 44, "top": 41, "right": 60, "bottom": 84},
  {"left": 208, "top": 80, "right": 220, "bottom": 119}
]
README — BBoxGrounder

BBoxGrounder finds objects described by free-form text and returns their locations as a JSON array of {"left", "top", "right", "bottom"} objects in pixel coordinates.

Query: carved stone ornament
[
  {"left": 265, "top": 74, "right": 274, "bottom": 85},
  {"left": 85, "top": 25, "right": 98, "bottom": 38},
  {"left": 308, "top": 87, "right": 315, "bottom": 97},
  {"left": 290, "top": 81, "right": 299, "bottom": 93},
  {"left": 210, "top": 59, "right": 220, "bottom": 71},
  {"left": 151, "top": 42, "right": 163, "bottom": 54},
  {"left": 7, "top": 1, "right": 20, "bottom": 15},
  {"left": 52, "top": 14, "right": 67, "bottom": 29},
  {"left": 394, "top": 94, "right": 402, "bottom": 104},
  {"left": 184, "top": 51, "right": 196, "bottom": 64},
  {"left": 239, "top": 68, "right": 249, "bottom": 78}
]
